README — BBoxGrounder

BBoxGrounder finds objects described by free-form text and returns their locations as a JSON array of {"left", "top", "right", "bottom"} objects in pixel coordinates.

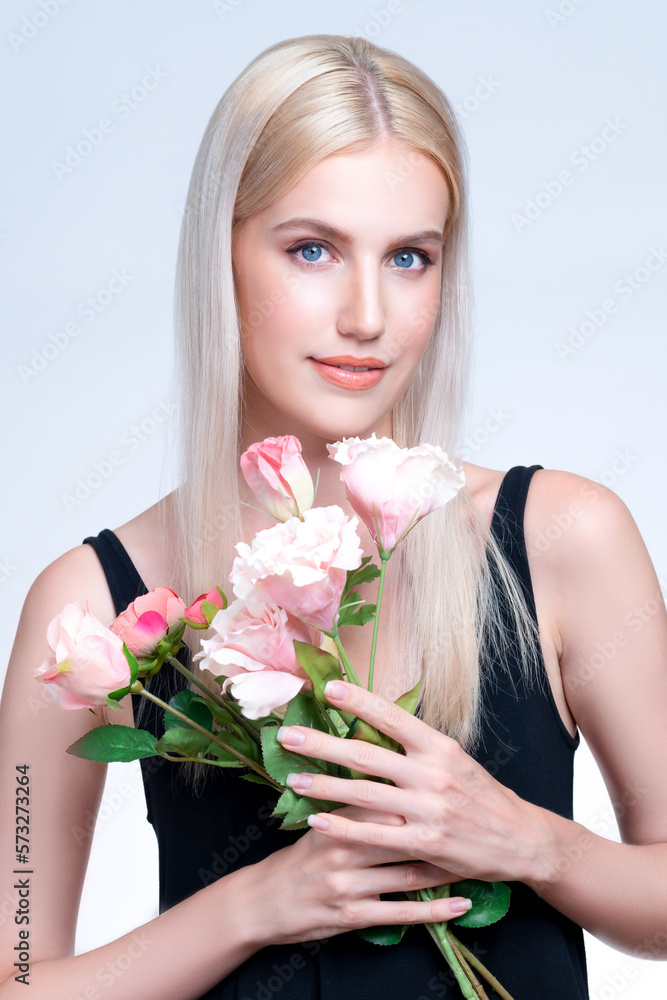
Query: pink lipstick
[{"left": 309, "top": 355, "right": 387, "bottom": 390}]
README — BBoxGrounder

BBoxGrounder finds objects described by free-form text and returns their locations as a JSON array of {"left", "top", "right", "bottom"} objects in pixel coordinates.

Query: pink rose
[
  {"left": 241, "top": 435, "right": 315, "bottom": 521},
  {"left": 36, "top": 602, "right": 131, "bottom": 709},
  {"left": 193, "top": 598, "right": 317, "bottom": 718},
  {"left": 183, "top": 586, "right": 227, "bottom": 626},
  {"left": 110, "top": 587, "right": 186, "bottom": 657},
  {"left": 327, "top": 434, "right": 465, "bottom": 553},
  {"left": 230, "top": 505, "right": 363, "bottom": 632}
]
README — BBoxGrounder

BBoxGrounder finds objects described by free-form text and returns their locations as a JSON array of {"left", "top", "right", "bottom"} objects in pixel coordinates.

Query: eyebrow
[{"left": 271, "top": 216, "right": 446, "bottom": 248}]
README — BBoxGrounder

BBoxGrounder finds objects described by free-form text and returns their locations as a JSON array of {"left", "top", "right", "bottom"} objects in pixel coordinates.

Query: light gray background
[{"left": 1, "top": 1, "right": 665, "bottom": 995}]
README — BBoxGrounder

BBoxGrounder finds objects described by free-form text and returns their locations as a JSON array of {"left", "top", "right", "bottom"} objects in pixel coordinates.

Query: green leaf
[
  {"left": 449, "top": 880, "right": 511, "bottom": 928},
  {"left": 66, "top": 725, "right": 157, "bottom": 763},
  {"left": 156, "top": 728, "right": 213, "bottom": 757},
  {"left": 273, "top": 786, "right": 299, "bottom": 817},
  {"left": 240, "top": 772, "right": 276, "bottom": 788},
  {"left": 356, "top": 924, "right": 409, "bottom": 946},
  {"left": 273, "top": 787, "right": 341, "bottom": 830},
  {"left": 164, "top": 690, "right": 213, "bottom": 732},
  {"left": 201, "top": 599, "right": 222, "bottom": 624},
  {"left": 394, "top": 678, "right": 422, "bottom": 717},
  {"left": 283, "top": 692, "right": 333, "bottom": 735},
  {"left": 260, "top": 725, "right": 326, "bottom": 784},
  {"left": 345, "top": 717, "right": 401, "bottom": 754},
  {"left": 123, "top": 642, "right": 139, "bottom": 684},
  {"left": 292, "top": 641, "right": 345, "bottom": 707},
  {"left": 337, "top": 599, "right": 377, "bottom": 629},
  {"left": 342, "top": 556, "right": 380, "bottom": 601}
]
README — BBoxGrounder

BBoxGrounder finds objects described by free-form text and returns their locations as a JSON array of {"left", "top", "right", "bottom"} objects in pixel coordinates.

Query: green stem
[
  {"left": 446, "top": 931, "right": 517, "bottom": 1000},
  {"left": 367, "top": 553, "right": 389, "bottom": 692},
  {"left": 447, "top": 936, "right": 490, "bottom": 1000},
  {"left": 135, "top": 684, "right": 281, "bottom": 789},
  {"left": 329, "top": 633, "right": 361, "bottom": 687},
  {"left": 412, "top": 888, "right": 476, "bottom": 1000},
  {"left": 165, "top": 654, "right": 260, "bottom": 743}
]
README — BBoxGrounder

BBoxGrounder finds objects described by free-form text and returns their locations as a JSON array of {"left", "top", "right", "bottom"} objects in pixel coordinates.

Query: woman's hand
[
  {"left": 275, "top": 680, "right": 553, "bottom": 886},
  {"left": 242, "top": 804, "right": 472, "bottom": 947}
]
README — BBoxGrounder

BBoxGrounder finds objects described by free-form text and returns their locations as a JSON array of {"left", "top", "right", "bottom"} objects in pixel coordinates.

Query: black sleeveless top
[{"left": 83, "top": 465, "right": 589, "bottom": 999}]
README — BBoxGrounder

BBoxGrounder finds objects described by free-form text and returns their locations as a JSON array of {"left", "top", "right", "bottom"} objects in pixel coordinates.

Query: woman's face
[{"left": 233, "top": 138, "right": 450, "bottom": 446}]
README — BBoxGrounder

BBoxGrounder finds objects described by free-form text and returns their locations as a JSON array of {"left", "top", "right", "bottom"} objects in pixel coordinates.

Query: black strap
[
  {"left": 490, "top": 464, "right": 544, "bottom": 610},
  {"left": 82, "top": 528, "right": 148, "bottom": 617}
]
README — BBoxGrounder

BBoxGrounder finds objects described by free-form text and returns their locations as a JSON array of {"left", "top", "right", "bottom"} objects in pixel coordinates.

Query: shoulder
[
  {"left": 24, "top": 541, "right": 117, "bottom": 631},
  {"left": 522, "top": 467, "right": 640, "bottom": 570}
]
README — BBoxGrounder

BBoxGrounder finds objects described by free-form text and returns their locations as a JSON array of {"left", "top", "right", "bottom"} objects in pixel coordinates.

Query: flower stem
[
  {"left": 367, "top": 552, "right": 389, "bottom": 693},
  {"left": 165, "top": 654, "right": 260, "bottom": 743},
  {"left": 447, "top": 936, "right": 490, "bottom": 1000},
  {"left": 423, "top": 921, "right": 477, "bottom": 999},
  {"left": 135, "top": 683, "right": 282, "bottom": 789},
  {"left": 330, "top": 633, "right": 361, "bottom": 687},
  {"left": 446, "top": 931, "right": 517, "bottom": 1000}
]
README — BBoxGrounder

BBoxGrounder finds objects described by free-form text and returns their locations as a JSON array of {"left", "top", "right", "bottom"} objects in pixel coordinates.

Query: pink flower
[
  {"left": 36, "top": 602, "right": 131, "bottom": 709},
  {"left": 327, "top": 434, "right": 465, "bottom": 553},
  {"left": 183, "top": 586, "right": 227, "bottom": 626},
  {"left": 193, "top": 598, "right": 317, "bottom": 718},
  {"left": 230, "top": 505, "right": 363, "bottom": 632},
  {"left": 110, "top": 587, "right": 186, "bottom": 657},
  {"left": 241, "top": 435, "right": 315, "bottom": 521}
]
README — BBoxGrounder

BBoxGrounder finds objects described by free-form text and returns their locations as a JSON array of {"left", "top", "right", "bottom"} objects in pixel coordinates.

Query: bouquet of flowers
[{"left": 37, "top": 434, "right": 514, "bottom": 1000}]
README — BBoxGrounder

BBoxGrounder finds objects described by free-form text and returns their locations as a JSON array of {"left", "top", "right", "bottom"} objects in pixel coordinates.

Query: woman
[{"left": 1, "top": 33, "right": 666, "bottom": 1000}]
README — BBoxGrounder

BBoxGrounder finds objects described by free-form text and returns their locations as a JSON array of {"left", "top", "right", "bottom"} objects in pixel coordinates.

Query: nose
[{"left": 336, "top": 258, "right": 386, "bottom": 341}]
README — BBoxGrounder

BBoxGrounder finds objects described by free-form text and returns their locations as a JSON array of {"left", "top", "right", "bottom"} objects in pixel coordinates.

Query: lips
[
  {"left": 313, "top": 355, "right": 387, "bottom": 370},
  {"left": 308, "top": 357, "right": 387, "bottom": 390}
]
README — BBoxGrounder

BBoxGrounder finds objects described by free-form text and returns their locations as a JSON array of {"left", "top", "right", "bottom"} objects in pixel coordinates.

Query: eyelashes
[{"left": 286, "top": 241, "right": 436, "bottom": 271}]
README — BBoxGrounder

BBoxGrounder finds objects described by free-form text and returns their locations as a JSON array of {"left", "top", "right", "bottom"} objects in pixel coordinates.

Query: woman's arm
[
  {"left": 270, "top": 470, "right": 667, "bottom": 960},
  {"left": 0, "top": 546, "right": 261, "bottom": 998},
  {"left": 0, "top": 546, "right": 466, "bottom": 999},
  {"left": 522, "top": 470, "right": 667, "bottom": 959}
]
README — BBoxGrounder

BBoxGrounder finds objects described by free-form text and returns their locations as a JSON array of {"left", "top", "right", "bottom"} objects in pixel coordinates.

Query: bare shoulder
[{"left": 522, "top": 467, "right": 641, "bottom": 569}]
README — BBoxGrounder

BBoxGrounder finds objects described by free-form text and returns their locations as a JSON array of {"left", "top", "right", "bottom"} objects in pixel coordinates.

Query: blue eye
[
  {"left": 394, "top": 251, "right": 417, "bottom": 269},
  {"left": 299, "top": 245, "right": 323, "bottom": 262},
  {"left": 286, "top": 241, "right": 435, "bottom": 270}
]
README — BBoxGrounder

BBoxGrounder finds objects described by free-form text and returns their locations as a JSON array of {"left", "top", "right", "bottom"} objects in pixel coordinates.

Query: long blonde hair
[{"left": 161, "top": 33, "right": 543, "bottom": 755}]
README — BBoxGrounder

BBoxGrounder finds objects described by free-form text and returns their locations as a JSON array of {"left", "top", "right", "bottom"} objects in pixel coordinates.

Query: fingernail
[
  {"left": 324, "top": 680, "right": 348, "bottom": 701},
  {"left": 307, "top": 814, "right": 330, "bottom": 831},
  {"left": 450, "top": 898, "right": 473, "bottom": 915},
  {"left": 277, "top": 726, "right": 304, "bottom": 745},
  {"left": 286, "top": 772, "right": 312, "bottom": 789}
]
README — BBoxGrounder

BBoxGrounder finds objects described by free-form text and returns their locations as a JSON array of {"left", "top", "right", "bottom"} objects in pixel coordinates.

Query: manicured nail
[
  {"left": 307, "top": 814, "right": 330, "bottom": 831},
  {"left": 450, "top": 898, "right": 473, "bottom": 915},
  {"left": 324, "top": 680, "right": 348, "bottom": 701},
  {"left": 286, "top": 772, "right": 312, "bottom": 789},
  {"left": 277, "top": 726, "right": 304, "bottom": 746}
]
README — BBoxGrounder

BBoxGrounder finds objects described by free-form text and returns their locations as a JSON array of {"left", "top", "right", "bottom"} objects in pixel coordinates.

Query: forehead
[{"left": 255, "top": 140, "right": 450, "bottom": 239}]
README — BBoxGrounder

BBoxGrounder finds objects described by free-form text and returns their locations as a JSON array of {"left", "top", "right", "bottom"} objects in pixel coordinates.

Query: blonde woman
[{"left": 1, "top": 33, "right": 666, "bottom": 1000}]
